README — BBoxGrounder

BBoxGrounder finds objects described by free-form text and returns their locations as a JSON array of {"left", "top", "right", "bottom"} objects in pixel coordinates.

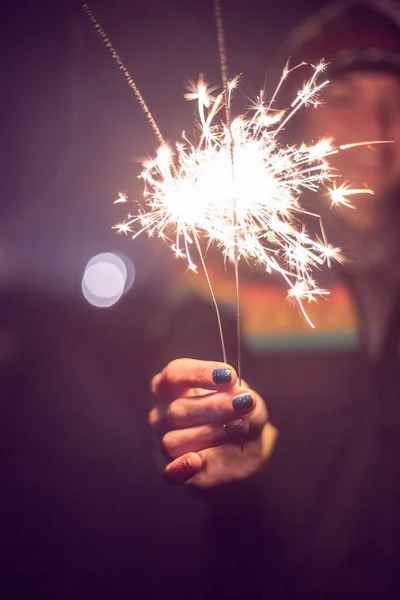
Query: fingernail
[
  {"left": 212, "top": 369, "right": 232, "bottom": 384},
  {"left": 232, "top": 393, "right": 253, "bottom": 411},
  {"left": 181, "top": 458, "right": 192, "bottom": 471}
]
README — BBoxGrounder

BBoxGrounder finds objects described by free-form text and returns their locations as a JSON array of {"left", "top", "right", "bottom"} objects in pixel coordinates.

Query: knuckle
[
  {"left": 167, "top": 358, "right": 181, "bottom": 371},
  {"left": 162, "top": 362, "right": 175, "bottom": 383},
  {"left": 150, "top": 372, "right": 162, "bottom": 395},
  {"left": 148, "top": 407, "right": 159, "bottom": 427},
  {"left": 168, "top": 401, "right": 188, "bottom": 426},
  {"left": 163, "top": 358, "right": 187, "bottom": 385},
  {"left": 161, "top": 431, "right": 178, "bottom": 458}
]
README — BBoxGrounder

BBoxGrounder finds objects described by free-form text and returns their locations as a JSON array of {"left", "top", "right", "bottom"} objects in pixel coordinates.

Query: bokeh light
[{"left": 82, "top": 252, "right": 135, "bottom": 307}]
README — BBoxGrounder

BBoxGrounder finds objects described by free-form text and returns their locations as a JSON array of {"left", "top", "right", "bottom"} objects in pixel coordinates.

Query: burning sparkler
[
  {"left": 113, "top": 66, "right": 367, "bottom": 320},
  {"left": 82, "top": 2, "right": 385, "bottom": 375}
]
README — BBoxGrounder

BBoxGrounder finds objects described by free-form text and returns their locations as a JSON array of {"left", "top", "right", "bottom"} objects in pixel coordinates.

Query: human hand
[{"left": 149, "top": 358, "right": 276, "bottom": 488}]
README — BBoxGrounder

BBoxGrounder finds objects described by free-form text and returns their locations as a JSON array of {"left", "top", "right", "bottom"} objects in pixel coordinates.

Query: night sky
[{"left": 1, "top": 0, "right": 333, "bottom": 295}]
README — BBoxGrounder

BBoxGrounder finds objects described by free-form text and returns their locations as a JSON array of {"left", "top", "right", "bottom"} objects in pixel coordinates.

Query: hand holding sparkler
[
  {"left": 83, "top": 2, "right": 392, "bottom": 470},
  {"left": 149, "top": 358, "right": 272, "bottom": 487}
]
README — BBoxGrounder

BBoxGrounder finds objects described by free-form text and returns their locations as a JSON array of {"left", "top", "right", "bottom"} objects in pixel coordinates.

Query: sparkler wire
[
  {"left": 81, "top": 4, "right": 165, "bottom": 145},
  {"left": 213, "top": 0, "right": 230, "bottom": 117},
  {"left": 83, "top": 2, "right": 228, "bottom": 363},
  {"left": 213, "top": 0, "right": 242, "bottom": 383},
  {"left": 193, "top": 234, "right": 227, "bottom": 364}
]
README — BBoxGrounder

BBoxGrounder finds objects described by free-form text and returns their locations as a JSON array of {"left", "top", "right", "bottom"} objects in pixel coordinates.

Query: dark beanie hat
[{"left": 280, "top": 0, "right": 400, "bottom": 80}]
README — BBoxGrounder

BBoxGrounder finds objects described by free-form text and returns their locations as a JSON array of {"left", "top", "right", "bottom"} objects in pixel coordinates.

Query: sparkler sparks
[
  {"left": 114, "top": 192, "right": 128, "bottom": 204},
  {"left": 115, "top": 65, "right": 370, "bottom": 324},
  {"left": 83, "top": 0, "right": 392, "bottom": 385},
  {"left": 83, "top": 2, "right": 391, "bottom": 339}
]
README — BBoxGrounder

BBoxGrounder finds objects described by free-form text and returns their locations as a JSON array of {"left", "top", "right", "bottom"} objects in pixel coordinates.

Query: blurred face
[{"left": 303, "top": 72, "right": 400, "bottom": 230}]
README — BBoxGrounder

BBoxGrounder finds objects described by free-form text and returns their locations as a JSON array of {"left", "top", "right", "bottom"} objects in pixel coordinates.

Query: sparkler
[
  {"left": 83, "top": 3, "right": 383, "bottom": 375},
  {"left": 114, "top": 69, "right": 366, "bottom": 320}
]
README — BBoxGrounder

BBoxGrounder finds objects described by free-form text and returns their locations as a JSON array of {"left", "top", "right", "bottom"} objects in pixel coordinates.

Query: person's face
[{"left": 303, "top": 71, "right": 400, "bottom": 230}]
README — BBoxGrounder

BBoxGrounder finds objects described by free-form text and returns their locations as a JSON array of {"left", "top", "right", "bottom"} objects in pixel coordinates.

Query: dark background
[{"left": 0, "top": 0, "right": 333, "bottom": 299}]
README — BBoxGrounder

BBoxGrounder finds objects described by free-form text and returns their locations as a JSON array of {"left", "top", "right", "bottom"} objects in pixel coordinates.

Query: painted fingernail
[
  {"left": 212, "top": 369, "right": 232, "bottom": 384},
  {"left": 181, "top": 458, "right": 192, "bottom": 471},
  {"left": 232, "top": 393, "right": 253, "bottom": 411}
]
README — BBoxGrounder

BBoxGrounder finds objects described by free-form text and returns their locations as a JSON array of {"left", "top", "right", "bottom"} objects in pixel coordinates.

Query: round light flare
[{"left": 82, "top": 252, "right": 135, "bottom": 308}]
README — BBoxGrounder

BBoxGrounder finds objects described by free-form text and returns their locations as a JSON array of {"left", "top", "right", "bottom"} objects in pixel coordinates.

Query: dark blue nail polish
[
  {"left": 232, "top": 394, "right": 253, "bottom": 411},
  {"left": 212, "top": 369, "right": 232, "bottom": 384}
]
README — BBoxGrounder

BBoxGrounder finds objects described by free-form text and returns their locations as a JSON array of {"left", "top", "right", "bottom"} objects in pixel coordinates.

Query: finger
[
  {"left": 148, "top": 387, "right": 246, "bottom": 436},
  {"left": 151, "top": 358, "right": 237, "bottom": 399},
  {"left": 161, "top": 390, "right": 267, "bottom": 458},
  {"left": 162, "top": 420, "right": 250, "bottom": 459},
  {"left": 148, "top": 404, "right": 168, "bottom": 436},
  {"left": 246, "top": 390, "right": 268, "bottom": 438},
  {"left": 163, "top": 452, "right": 202, "bottom": 485},
  {"left": 161, "top": 387, "right": 256, "bottom": 430}
]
